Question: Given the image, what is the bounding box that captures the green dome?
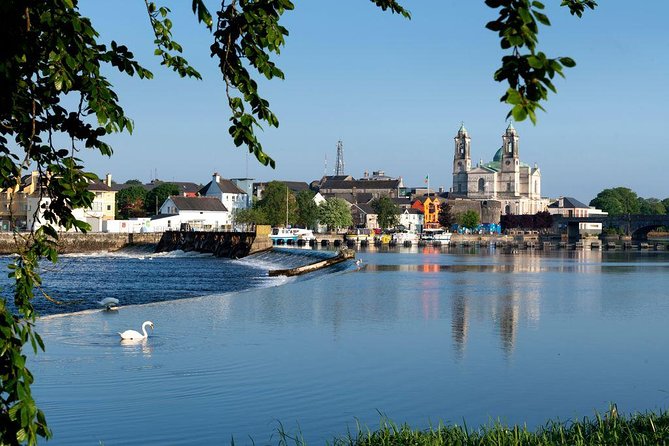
[492,147,503,162]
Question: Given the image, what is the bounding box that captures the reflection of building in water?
[448,254,544,359]
[451,295,468,360]
[496,292,520,356]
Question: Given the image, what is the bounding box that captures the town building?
[399,208,424,232]
[199,173,249,214]
[153,196,230,231]
[316,174,403,200]
[1,172,117,232]
[451,123,548,215]
[547,197,608,218]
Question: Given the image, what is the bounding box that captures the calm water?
[24,247,669,445]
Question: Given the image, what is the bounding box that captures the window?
[107,205,111,211]
[478,178,485,193]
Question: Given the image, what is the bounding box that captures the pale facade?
[451,123,548,215]
[155,196,231,231]
[200,173,248,213]
[4,172,116,232]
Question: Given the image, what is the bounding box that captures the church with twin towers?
[450,123,548,216]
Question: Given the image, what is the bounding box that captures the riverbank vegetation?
[276,407,669,446]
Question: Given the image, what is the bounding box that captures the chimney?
[213,172,221,183]
[105,173,112,187]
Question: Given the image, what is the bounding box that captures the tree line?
[590,187,669,216]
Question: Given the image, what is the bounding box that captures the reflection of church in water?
[451,123,549,215]
[449,256,542,358]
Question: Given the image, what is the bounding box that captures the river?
[19,246,669,445]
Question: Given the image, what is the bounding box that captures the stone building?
[451,123,548,215]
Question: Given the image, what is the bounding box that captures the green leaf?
[512,105,528,121]
[559,56,576,67]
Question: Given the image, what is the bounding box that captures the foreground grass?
[274,406,669,446]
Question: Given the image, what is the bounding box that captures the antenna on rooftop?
[324,153,327,177]
[335,140,345,176]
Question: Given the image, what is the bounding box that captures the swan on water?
[118,321,154,340]
[97,297,119,310]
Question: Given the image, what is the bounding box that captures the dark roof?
[200,178,246,195]
[322,192,374,205]
[548,197,590,209]
[167,196,228,212]
[113,181,201,194]
[392,197,412,208]
[403,208,423,215]
[87,181,114,192]
[353,203,376,215]
[321,179,401,191]
[323,175,353,182]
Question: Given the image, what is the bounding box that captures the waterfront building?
[547,196,608,218]
[199,173,249,214]
[1,171,117,232]
[154,196,231,231]
[422,196,441,229]
[399,208,424,232]
[351,203,378,229]
[451,123,548,215]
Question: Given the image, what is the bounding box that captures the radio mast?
[335,140,345,176]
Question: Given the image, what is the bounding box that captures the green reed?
[321,406,669,446]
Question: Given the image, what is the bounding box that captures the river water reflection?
[30,247,669,445]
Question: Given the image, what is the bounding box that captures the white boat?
[270,227,315,243]
[420,228,452,244]
[269,227,298,243]
[290,228,315,241]
[392,230,419,245]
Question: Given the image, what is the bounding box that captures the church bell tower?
[452,123,471,196]
[501,122,519,170]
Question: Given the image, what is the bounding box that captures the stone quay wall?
[0,232,163,255]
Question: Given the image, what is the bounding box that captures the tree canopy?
[255,181,298,227]
[145,183,180,215]
[458,210,481,230]
[319,198,353,231]
[295,190,319,229]
[590,187,641,216]
[371,196,400,230]
[115,185,148,219]
[438,202,455,229]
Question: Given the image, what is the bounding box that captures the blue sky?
[78,1,669,203]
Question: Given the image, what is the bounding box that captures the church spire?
[458,121,468,135]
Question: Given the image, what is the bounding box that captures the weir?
[155,225,272,258]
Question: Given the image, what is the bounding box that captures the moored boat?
[420,228,452,244]
[269,227,298,243]
[392,230,420,244]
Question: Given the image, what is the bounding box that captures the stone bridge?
[557,215,669,240]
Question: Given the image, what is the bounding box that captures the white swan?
[97,297,119,311]
[118,321,154,340]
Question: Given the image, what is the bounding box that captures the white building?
[153,196,230,231]
[547,197,608,218]
[398,208,424,232]
[451,123,548,215]
[199,173,248,213]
